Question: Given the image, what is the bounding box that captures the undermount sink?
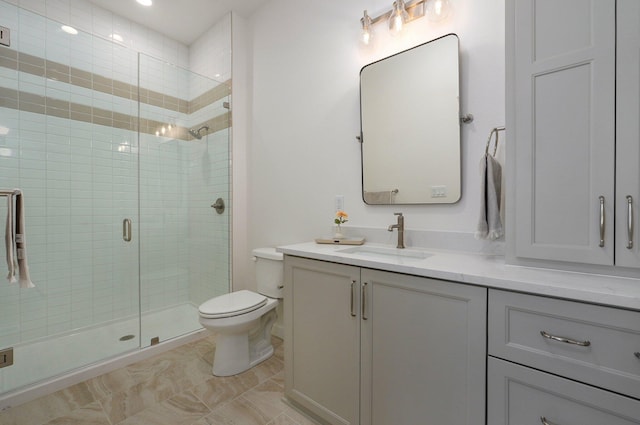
[337,245,432,260]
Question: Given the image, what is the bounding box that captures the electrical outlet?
[335,195,344,211]
[0,26,10,47]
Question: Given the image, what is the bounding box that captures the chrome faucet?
[387,212,405,249]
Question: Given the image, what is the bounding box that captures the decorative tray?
[314,236,365,245]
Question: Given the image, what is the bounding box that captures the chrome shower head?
[188,129,201,139]
[189,125,210,140]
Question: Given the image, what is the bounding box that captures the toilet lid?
[199,290,267,319]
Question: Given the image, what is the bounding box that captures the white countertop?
[277,242,640,311]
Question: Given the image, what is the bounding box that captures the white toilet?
[198,247,283,376]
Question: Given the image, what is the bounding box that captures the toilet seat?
[199,290,267,319]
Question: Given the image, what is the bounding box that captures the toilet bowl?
[198,248,283,376]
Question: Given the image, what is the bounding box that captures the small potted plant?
[334,210,349,239]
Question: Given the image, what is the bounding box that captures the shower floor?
[0,303,202,395]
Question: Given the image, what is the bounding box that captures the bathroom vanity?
[278,242,640,425]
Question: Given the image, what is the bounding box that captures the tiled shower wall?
[188,15,232,306]
[0,0,231,347]
[138,52,231,313]
[3,0,189,68]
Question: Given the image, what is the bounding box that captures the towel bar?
[0,189,21,196]
[485,127,506,157]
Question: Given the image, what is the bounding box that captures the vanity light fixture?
[360,10,374,46]
[360,0,451,44]
[389,0,410,36]
[425,0,450,22]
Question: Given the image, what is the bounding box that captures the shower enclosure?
[0,2,230,397]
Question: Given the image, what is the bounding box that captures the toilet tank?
[252,247,284,299]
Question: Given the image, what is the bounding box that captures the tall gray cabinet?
[508,0,640,268]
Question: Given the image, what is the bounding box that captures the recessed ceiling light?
[136,0,152,6]
[61,25,78,35]
[110,33,124,42]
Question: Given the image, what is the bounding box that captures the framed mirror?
[360,34,461,204]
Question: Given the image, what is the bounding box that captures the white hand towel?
[15,192,35,288]
[5,192,17,283]
[475,154,504,240]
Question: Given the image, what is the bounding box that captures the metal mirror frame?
[359,33,461,205]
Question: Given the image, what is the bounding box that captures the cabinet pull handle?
[361,282,368,320]
[540,417,559,425]
[599,196,605,247]
[123,218,132,242]
[350,280,357,317]
[627,196,634,249]
[540,331,591,347]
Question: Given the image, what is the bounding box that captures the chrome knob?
[211,198,225,214]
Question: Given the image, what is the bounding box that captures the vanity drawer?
[488,357,640,425]
[488,289,640,399]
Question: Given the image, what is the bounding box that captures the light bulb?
[388,0,409,36]
[360,10,374,46]
[361,29,372,45]
[425,0,451,22]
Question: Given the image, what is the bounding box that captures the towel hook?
[485,126,506,157]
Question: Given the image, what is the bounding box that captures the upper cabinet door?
[513,0,616,265]
[616,0,640,268]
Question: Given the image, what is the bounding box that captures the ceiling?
[88,0,270,45]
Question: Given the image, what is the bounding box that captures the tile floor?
[0,335,318,425]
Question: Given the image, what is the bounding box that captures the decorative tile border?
[0,46,231,140]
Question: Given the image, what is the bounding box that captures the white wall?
[246,0,505,273]
[230,13,251,291]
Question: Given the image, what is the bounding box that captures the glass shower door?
[0,2,141,395]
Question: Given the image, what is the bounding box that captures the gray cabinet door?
[511,0,616,264]
[360,270,487,425]
[284,256,360,425]
[488,357,640,425]
[616,0,640,268]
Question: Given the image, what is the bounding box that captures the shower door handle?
[123,218,132,242]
